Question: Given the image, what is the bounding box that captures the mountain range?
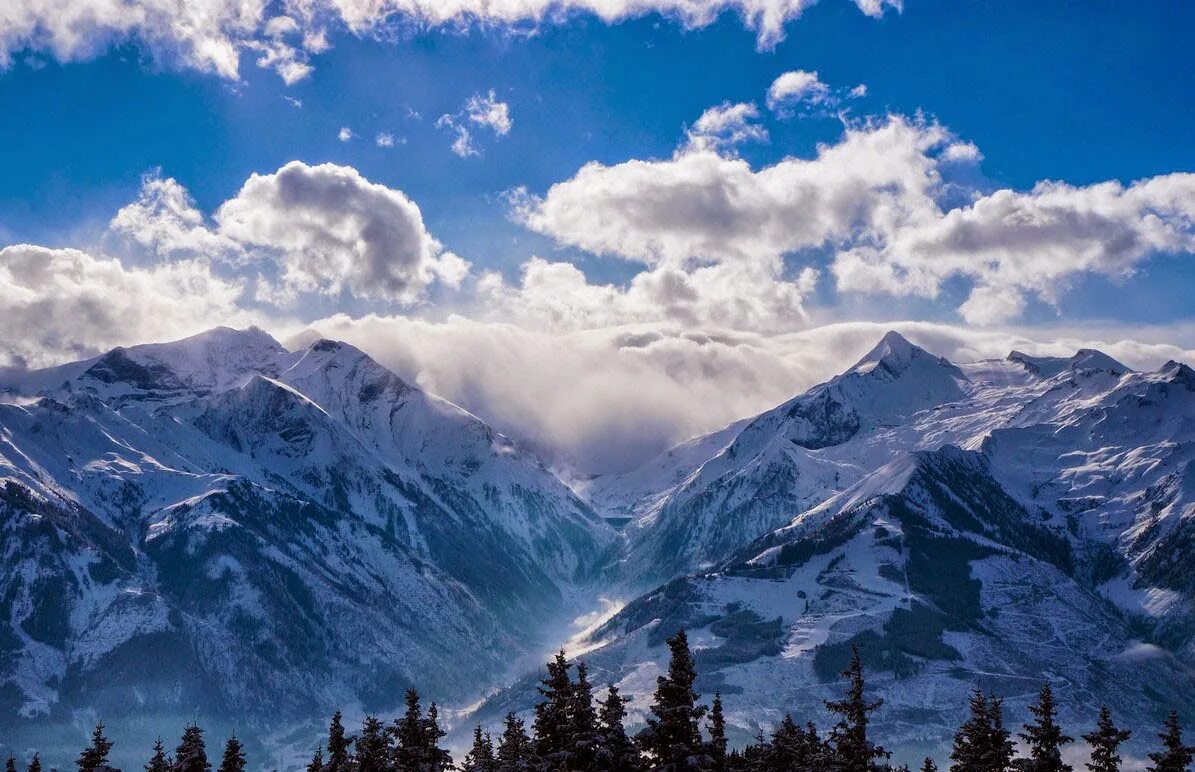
[2,327,1193,766]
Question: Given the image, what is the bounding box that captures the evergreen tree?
[1083,707,1131,772]
[327,711,353,772]
[1147,711,1194,772]
[825,647,887,772]
[637,629,709,771]
[497,713,537,772]
[983,695,1014,772]
[306,743,325,772]
[26,755,40,772]
[736,728,771,772]
[461,726,497,772]
[6,757,15,772]
[707,694,728,772]
[950,689,989,772]
[534,650,575,768]
[217,737,246,772]
[423,703,453,771]
[146,737,171,772]
[1018,684,1072,772]
[767,715,807,770]
[394,689,427,771]
[568,662,601,771]
[356,716,390,772]
[596,685,641,772]
[77,722,115,772]
[923,759,938,772]
[175,725,212,772]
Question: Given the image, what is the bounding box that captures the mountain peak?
[850,330,916,373]
[1008,348,1129,379]
[846,330,963,383]
[1070,348,1129,375]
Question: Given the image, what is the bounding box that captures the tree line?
[6,629,1194,772]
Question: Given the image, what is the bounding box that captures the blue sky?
[1,0,1194,470]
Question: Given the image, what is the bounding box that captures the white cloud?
[833,174,1195,323]
[465,89,512,135]
[514,115,951,266]
[0,0,898,82]
[436,114,477,158]
[0,244,260,369]
[517,112,1195,326]
[338,127,354,142]
[294,314,1195,473]
[848,83,868,98]
[766,69,830,110]
[438,90,512,157]
[214,161,470,304]
[108,172,243,262]
[686,101,768,152]
[375,132,397,147]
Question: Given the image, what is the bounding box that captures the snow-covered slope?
[538,332,1195,761]
[592,331,971,586]
[495,445,1195,764]
[0,328,613,750]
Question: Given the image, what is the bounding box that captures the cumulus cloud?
[686,101,768,152]
[833,174,1195,323]
[376,132,397,147]
[766,69,830,110]
[214,161,470,303]
[0,0,897,83]
[108,172,242,262]
[517,112,1195,326]
[465,90,512,135]
[515,115,951,266]
[438,90,512,157]
[0,244,260,369]
[338,127,354,142]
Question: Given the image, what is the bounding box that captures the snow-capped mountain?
[544,332,1195,761]
[0,327,613,750]
[4,326,1195,765]
[588,330,973,587]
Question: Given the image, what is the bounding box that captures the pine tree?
[568,662,601,771]
[1019,684,1072,772]
[6,757,16,772]
[1083,707,1131,772]
[146,737,171,772]
[424,703,453,771]
[461,726,497,772]
[77,722,115,772]
[923,759,938,772]
[306,743,325,772]
[950,689,989,772]
[708,694,728,772]
[983,694,1014,772]
[767,715,808,769]
[534,650,575,768]
[636,629,709,771]
[356,716,390,772]
[497,713,537,772]
[596,685,641,772]
[825,646,887,772]
[1147,711,1194,772]
[327,711,353,772]
[217,737,246,772]
[175,724,212,772]
[25,755,40,772]
[394,689,427,771]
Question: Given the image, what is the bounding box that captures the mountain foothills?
[1,327,1194,766]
